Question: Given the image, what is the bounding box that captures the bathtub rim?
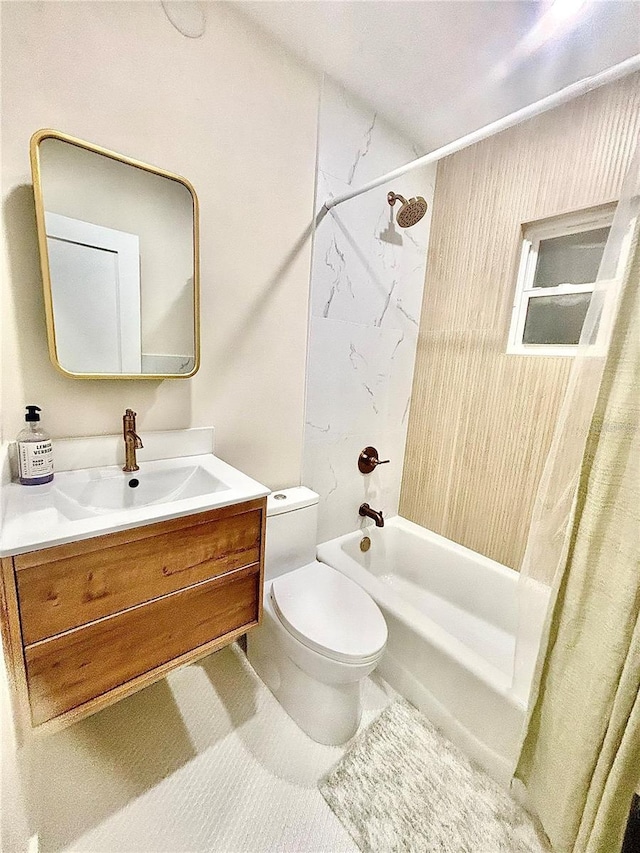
[317,515,528,711]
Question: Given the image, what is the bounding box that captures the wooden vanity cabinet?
[0,497,266,734]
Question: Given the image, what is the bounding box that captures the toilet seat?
[270,562,387,665]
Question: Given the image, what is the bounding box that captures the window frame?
[507,204,617,357]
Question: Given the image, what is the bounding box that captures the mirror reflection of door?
[31,130,199,378]
[46,213,142,374]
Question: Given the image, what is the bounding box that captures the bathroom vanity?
[0,443,268,736]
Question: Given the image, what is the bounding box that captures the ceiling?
[236,1,640,151]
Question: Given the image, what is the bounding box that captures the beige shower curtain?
[514,206,640,853]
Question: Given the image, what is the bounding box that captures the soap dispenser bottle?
[16,405,54,485]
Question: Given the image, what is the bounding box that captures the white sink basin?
[0,453,269,557]
[52,460,229,517]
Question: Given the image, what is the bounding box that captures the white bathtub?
[317,516,530,786]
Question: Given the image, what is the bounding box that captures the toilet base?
[247,604,366,746]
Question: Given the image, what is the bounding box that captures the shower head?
[387,191,427,228]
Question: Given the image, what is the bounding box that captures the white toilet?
[246,487,387,745]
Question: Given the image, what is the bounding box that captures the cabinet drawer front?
[26,565,259,725]
[17,507,262,644]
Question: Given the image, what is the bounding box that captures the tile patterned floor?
[23,644,395,852]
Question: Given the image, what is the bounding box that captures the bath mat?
[319,699,549,853]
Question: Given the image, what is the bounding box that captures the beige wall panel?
[401,74,640,570]
[1,1,319,490]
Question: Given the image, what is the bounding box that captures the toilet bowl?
[246,487,387,745]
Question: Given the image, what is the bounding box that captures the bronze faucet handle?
[123,409,137,431]
[358,446,390,474]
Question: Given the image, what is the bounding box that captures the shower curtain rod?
[323,54,640,212]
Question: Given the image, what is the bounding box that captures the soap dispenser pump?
[16,405,54,485]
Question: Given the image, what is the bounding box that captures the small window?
[508,205,616,356]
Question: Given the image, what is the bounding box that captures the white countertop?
[1,453,269,557]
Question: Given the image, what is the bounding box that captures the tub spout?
[359,503,384,527]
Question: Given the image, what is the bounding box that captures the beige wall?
[1,1,319,489]
[400,74,640,570]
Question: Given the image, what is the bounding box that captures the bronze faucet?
[358,446,390,474]
[122,409,143,472]
[359,503,384,528]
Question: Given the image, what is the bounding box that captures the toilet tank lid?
[267,487,319,516]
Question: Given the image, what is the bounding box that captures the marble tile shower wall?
[304,80,436,544]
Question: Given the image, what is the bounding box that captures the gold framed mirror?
[30,129,200,379]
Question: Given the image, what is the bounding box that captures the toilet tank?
[265,487,319,580]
